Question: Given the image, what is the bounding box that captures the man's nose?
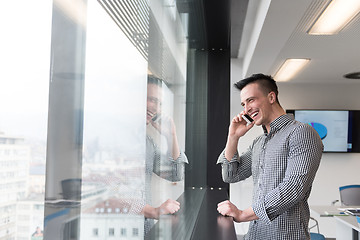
[244,104,251,114]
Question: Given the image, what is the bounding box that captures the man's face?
[146,83,162,124]
[240,83,272,127]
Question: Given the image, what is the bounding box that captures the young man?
[216,74,323,239]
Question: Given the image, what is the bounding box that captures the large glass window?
[80,0,147,238]
[44,0,189,239]
[0,0,194,238]
[0,1,52,239]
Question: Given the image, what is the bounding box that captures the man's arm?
[141,199,180,219]
[168,125,180,160]
[148,136,188,182]
[151,115,180,160]
[216,113,256,183]
[217,149,253,183]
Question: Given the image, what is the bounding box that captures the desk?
[310,205,353,217]
[334,215,360,240]
[311,205,360,239]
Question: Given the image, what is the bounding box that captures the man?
[216,73,323,239]
[142,75,188,233]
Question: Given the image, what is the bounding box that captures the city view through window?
[0,1,52,239]
[0,0,188,239]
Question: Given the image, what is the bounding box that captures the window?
[92,228,98,237]
[120,228,127,236]
[109,228,114,236]
[132,228,139,237]
[1,1,51,239]
[44,0,190,239]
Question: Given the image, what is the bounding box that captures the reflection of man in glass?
[142,75,188,233]
[31,226,43,239]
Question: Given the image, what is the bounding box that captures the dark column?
[185,0,231,191]
[207,49,230,189]
[185,49,208,188]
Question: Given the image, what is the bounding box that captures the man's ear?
[268,91,276,104]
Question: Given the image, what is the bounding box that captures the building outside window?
[121,228,127,237]
[92,228,98,237]
[1,1,51,239]
[2,0,195,239]
[109,228,114,236]
[133,228,139,237]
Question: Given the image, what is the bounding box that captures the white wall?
[230,59,360,237]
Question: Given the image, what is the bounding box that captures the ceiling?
[231,0,360,84]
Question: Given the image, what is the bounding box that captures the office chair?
[310,232,325,240]
[309,217,326,240]
[339,185,360,206]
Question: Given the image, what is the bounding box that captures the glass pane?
[44,0,88,239]
[0,1,52,239]
[80,0,147,238]
[44,0,189,239]
[146,0,188,237]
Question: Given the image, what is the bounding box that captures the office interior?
[1,0,360,239]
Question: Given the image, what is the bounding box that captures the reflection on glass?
[44,0,189,238]
[143,76,188,234]
[145,0,189,236]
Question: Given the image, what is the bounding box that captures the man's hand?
[150,115,176,138]
[228,112,255,139]
[157,199,180,215]
[142,199,180,219]
[217,200,259,223]
[150,115,181,159]
[225,112,254,161]
[217,200,241,222]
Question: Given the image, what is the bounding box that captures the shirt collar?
[262,114,292,134]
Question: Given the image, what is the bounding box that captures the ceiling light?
[274,59,310,82]
[308,0,360,35]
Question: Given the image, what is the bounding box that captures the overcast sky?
[0,0,148,146]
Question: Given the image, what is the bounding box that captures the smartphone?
[242,114,254,124]
[152,114,161,123]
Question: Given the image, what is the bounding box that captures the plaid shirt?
[217,114,323,240]
[144,136,188,234]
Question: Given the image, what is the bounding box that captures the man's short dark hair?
[148,75,163,86]
[234,73,280,105]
